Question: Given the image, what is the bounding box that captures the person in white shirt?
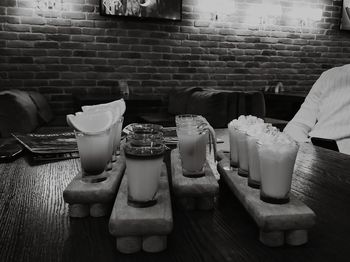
[284,64,350,154]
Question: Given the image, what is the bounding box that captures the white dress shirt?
[284,64,350,154]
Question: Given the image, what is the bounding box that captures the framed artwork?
[340,0,350,30]
[100,0,182,21]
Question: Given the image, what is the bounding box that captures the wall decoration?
[35,0,62,11]
[100,0,182,21]
[341,0,350,30]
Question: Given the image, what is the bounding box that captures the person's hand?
[283,122,310,143]
[346,7,350,20]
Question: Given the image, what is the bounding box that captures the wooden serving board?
[217,151,316,247]
[171,148,219,210]
[109,163,173,254]
[63,156,125,218]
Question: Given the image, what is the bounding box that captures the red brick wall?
[0,0,349,114]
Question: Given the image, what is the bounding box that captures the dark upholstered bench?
[0,89,69,139]
[139,87,267,128]
[263,92,306,131]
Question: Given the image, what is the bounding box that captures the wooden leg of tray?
[259,230,284,247]
[68,204,89,218]
[196,196,215,210]
[90,203,110,217]
[177,197,196,210]
[285,229,308,246]
[116,236,142,254]
[142,235,167,253]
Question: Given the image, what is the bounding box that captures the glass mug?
[124,132,165,208]
[176,114,209,177]
[112,116,124,161]
[106,120,118,170]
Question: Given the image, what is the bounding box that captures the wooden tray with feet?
[109,163,173,254]
[170,148,219,210]
[217,151,316,247]
[63,156,125,218]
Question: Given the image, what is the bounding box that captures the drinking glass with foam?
[228,119,239,168]
[257,132,299,204]
[175,115,209,176]
[246,122,269,188]
[234,115,264,177]
[178,126,208,176]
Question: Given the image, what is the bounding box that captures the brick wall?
[0,0,349,115]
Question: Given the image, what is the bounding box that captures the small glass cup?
[125,133,165,208]
[106,121,117,170]
[246,133,261,188]
[75,128,112,176]
[112,116,124,161]
[258,139,299,204]
[236,127,249,177]
[228,123,239,169]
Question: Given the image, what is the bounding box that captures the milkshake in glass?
[246,123,267,188]
[235,115,264,177]
[124,133,165,208]
[246,123,278,188]
[236,126,249,177]
[176,114,209,177]
[178,128,208,176]
[228,120,239,168]
[258,133,299,204]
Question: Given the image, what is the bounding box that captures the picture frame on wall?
[340,0,350,30]
[100,0,182,21]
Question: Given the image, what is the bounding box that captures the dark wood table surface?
[1,131,350,262]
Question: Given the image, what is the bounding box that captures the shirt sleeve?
[283,70,328,142]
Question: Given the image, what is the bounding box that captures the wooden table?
[1,129,350,262]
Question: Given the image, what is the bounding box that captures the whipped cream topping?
[258,131,296,146]
[229,115,264,132]
[246,122,267,137]
[228,119,239,129]
[266,124,279,136]
[276,132,295,144]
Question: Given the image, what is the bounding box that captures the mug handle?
[206,125,217,162]
[198,116,217,162]
[195,116,217,162]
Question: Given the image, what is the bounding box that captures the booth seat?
[0,88,284,139]
[139,87,267,128]
[0,89,68,138]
